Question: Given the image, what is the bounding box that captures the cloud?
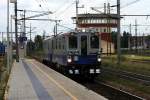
[0,0,5,6]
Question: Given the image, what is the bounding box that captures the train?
[0,43,5,56]
[42,30,102,79]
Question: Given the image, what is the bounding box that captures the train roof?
[43,30,99,41]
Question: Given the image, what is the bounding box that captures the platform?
[5,59,107,100]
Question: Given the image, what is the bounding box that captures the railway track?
[131,59,150,64]
[47,64,146,100]
[81,80,145,100]
[102,67,150,86]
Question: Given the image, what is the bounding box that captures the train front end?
[66,31,102,77]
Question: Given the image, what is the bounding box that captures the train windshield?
[90,35,99,49]
[68,36,77,49]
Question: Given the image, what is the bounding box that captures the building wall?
[101,40,115,54]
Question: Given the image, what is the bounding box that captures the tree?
[26,40,35,55]
[42,30,46,39]
[146,35,150,49]
[34,35,43,51]
[121,31,130,48]
[111,31,131,49]
[111,31,117,49]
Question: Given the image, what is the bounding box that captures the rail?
[102,67,150,86]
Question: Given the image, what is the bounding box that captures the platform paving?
[5,59,107,100]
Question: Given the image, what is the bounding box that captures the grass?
[100,54,150,99]
[0,55,10,100]
[0,72,9,100]
[123,55,150,61]
[102,55,150,76]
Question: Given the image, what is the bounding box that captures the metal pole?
[29,23,31,53]
[129,24,131,52]
[7,0,10,73]
[106,3,109,56]
[15,1,19,62]
[143,33,145,51]
[108,3,111,55]
[76,0,79,28]
[117,0,121,65]
[104,3,106,14]
[2,32,4,43]
[24,10,26,35]
[10,15,13,71]
[135,19,138,53]
[24,10,26,56]
[55,21,58,36]
[30,23,31,41]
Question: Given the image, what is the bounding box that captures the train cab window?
[90,35,99,49]
[68,36,77,49]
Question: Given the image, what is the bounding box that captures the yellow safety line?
[29,61,78,100]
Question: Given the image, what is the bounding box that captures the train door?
[81,35,87,56]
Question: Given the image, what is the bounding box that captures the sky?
[0,0,150,41]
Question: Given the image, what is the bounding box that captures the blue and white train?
[43,31,102,78]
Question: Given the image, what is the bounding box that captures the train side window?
[48,42,49,50]
[59,38,61,50]
[62,37,65,49]
[68,36,77,49]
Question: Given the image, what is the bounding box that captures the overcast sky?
[0,0,150,41]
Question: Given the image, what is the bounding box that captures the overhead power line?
[19,11,52,20]
[56,2,75,16]
[121,0,141,8]
[54,0,71,13]
[25,10,49,13]
[57,24,74,31]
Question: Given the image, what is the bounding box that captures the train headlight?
[67,57,72,63]
[97,58,101,62]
